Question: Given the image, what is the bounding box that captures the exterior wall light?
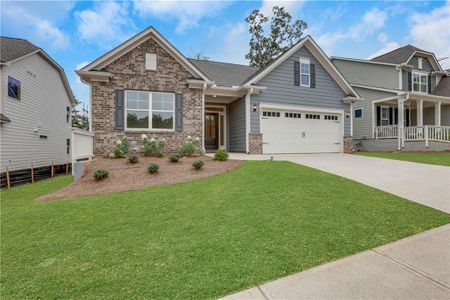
[345,111,350,118]
[252,104,258,112]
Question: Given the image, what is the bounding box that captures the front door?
[205,113,219,151]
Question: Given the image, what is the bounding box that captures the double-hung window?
[125,91,174,131]
[380,106,390,126]
[412,71,427,93]
[300,58,310,87]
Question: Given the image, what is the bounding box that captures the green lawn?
[1,161,449,299]
[356,151,450,166]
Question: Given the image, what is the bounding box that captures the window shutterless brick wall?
[91,38,203,154]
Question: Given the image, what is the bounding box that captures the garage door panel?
[261,108,342,154]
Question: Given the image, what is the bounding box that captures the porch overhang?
[186,79,266,98]
[342,96,361,104]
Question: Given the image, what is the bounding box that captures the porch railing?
[375,125,398,139]
[375,125,450,146]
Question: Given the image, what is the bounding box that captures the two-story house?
[0,37,75,181]
[332,45,450,151]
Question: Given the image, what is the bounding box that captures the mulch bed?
[39,156,242,201]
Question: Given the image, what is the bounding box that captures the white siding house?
[0,37,75,172]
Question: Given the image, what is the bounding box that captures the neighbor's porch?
[374,94,450,149]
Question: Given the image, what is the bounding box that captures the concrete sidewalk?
[221,224,450,300]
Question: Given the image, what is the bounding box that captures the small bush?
[147,163,160,173]
[142,135,165,157]
[214,149,229,161]
[113,136,130,158]
[128,155,139,164]
[168,154,180,163]
[178,136,201,157]
[102,152,110,158]
[109,153,115,159]
[192,160,205,170]
[93,169,109,181]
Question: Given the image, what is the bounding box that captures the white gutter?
[397,93,409,151]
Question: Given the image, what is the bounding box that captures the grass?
[1,161,449,299]
[356,151,450,166]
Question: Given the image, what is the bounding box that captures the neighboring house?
[77,26,360,155]
[0,37,75,173]
[332,45,450,151]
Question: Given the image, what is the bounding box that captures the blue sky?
[1,0,449,109]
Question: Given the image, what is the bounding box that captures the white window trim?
[380,106,390,126]
[412,70,428,94]
[418,57,423,69]
[354,108,363,119]
[300,57,310,87]
[124,90,175,132]
[7,75,21,101]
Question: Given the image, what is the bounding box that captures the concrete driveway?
[228,153,450,213]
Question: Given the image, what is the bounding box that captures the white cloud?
[317,7,387,52]
[1,1,71,50]
[76,1,133,49]
[408,1,450,68]
[259,0,305,18]
[132,0,230,33]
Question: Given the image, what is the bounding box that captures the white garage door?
[260,108,342,154]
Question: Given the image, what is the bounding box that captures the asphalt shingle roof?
[370,44,430,64]
[0,36,39,63]
[188,59,260,86]
[432,76,450,97]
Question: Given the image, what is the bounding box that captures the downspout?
[245,87,254,153]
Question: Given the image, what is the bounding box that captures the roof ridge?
[188,58,258,69]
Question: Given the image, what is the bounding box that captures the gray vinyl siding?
[0,53,72,172]
[251,46,350,136]
[402,56,437,92]
[352,87,397,139]
[228,97,246,152]
[333,59,399,90]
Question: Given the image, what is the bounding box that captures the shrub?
[113,136,130,158]
[102,152,110,158]
[178,136,201,157]
[141,134,165,157]
[168,153,180,163]
[147,163,160,173]
[128,155,139,164]
[214,149,229,161]
[192,160,205,170]
[93,169,109,181]
[109,153,115,159]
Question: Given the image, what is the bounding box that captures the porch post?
[349,103,353,137]
[397,97,404,150]
[416,100,423,127]
[435,102,441,126]
[245,88,253,153]
[201,83,206,153]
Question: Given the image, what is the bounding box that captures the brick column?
[249,133,263,154]
[344,136,354,153]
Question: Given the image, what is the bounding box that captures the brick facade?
[344,136,353,153]
[249,133,263,154]
[91,38,203,154]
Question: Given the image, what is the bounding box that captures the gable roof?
[188,59,259,87]
[371,44,442,71]
[0,37,39,63]
[432,76,450,97]
[243,35,359,98]
[0,36,75,104]
[79,26,210,82]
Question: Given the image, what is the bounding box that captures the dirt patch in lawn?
[39,156,241,201]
